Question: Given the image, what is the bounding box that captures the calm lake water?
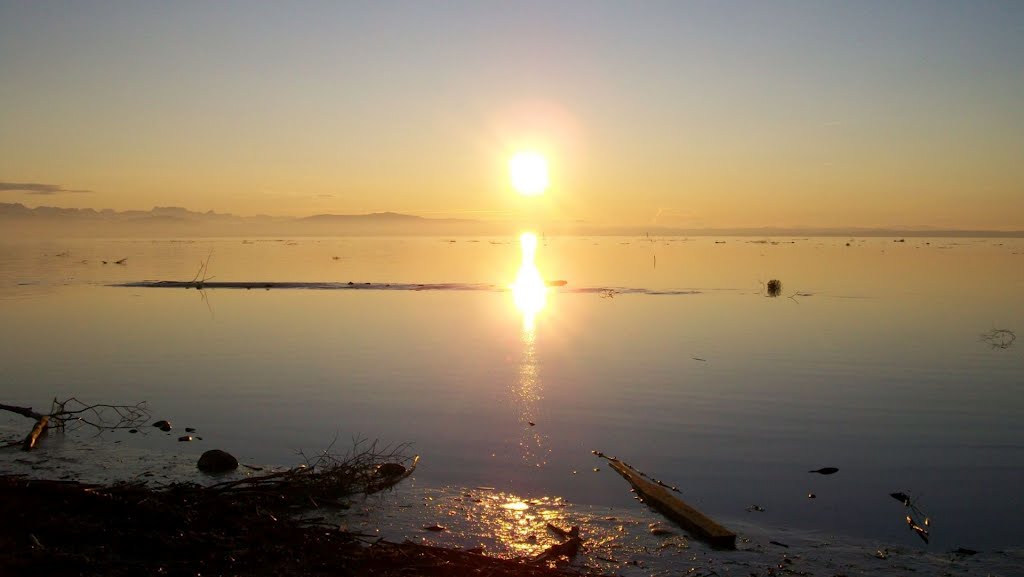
[2,235,1022,575]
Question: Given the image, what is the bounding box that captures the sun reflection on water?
[510,231,550,467]
[511,232,547,332]
[452,491,572,558]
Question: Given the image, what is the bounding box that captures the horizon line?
[2,201,1023,236]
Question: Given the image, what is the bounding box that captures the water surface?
[2,235,1022,574]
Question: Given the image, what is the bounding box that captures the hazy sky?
[2,1,1022,229]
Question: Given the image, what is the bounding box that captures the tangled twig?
[204,436,417,509]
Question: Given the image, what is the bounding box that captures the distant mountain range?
[2,202,1022,238]
[0,202,486,237]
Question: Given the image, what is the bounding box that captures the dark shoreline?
[0,474,585,577]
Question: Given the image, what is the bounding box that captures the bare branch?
[1,397,149,450]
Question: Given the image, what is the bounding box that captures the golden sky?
[2,2,1022,229]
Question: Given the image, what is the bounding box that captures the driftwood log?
[0,403,50,450]
[23,415,49,450]
[598,453,737,549]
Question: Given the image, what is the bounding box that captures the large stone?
[377,463,406,478]
[197,449,238,473]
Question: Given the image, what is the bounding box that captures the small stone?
[807,492,816,499]
[648,523,674,536]
[178,435,193,442]
[197,449,238,473]
[152,420,172,432]
[185,427,196,433]
[128,429,138,434]
[423,524,446,532]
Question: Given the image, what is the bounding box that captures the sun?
[509,152,549,196]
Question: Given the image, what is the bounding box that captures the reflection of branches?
[47,397,149,433]
[0,397,149,451]
[981,328,1016,350]
[190,250,215,289]
[187,250,217,317]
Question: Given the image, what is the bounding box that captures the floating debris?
[597,453,736,549]
[981,328,1016,350]
[892,490,932,543]
[808,467,839,475]
[907,515,929,543]
[766,279,783,297]
[746,505,766,512]
[890,492,911,506]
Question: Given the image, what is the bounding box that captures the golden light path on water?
[510,231,550,467]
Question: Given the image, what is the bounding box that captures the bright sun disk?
[509,152,549,196]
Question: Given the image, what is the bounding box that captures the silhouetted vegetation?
[0,435,589,577]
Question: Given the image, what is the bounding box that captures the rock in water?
[152,420,172,432]
[808,467,839,475]
[377,463,406,477]
[197,449,238,473]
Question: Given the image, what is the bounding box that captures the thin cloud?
[0,181,93,194]
[651,207,701,226]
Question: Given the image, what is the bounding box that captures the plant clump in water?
[766,279,783,297]
[981,328,1016,350]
